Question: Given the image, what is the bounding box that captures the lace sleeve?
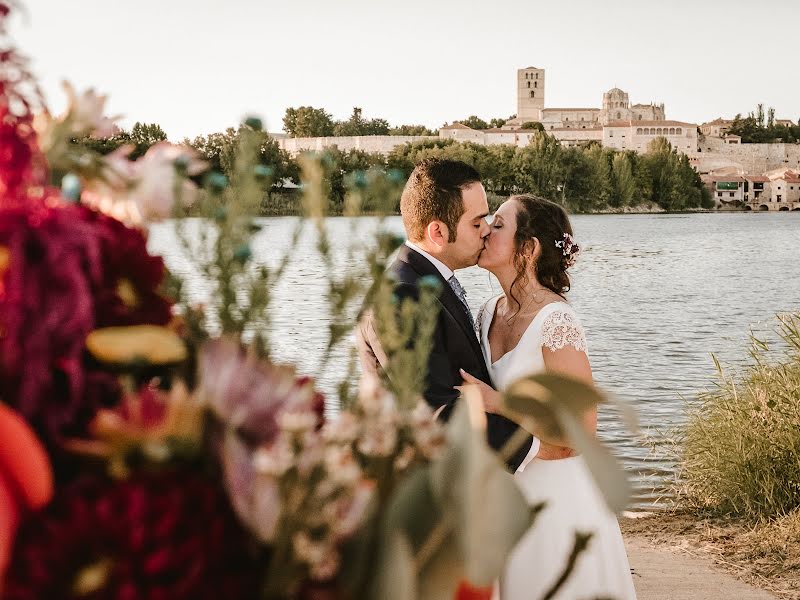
[540,307,588,353]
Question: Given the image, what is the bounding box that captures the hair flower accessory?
[555,233,580,267]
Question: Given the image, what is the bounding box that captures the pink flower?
[130,142,205,221]
[60,81,120,138]
[196,338,324,445]
[82,143,206,226]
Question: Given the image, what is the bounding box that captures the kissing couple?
[356,158,637,599]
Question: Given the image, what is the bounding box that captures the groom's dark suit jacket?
[356,245,533,471]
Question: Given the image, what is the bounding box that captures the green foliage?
[186,125,298,199]
[521,121,544,131]
[283,105,336,137]
[389,124,437,136]
[611,152,636,207]
[334,107,391,136]
[458,115,489,130]
[368,399,537,599]
[489,116,512,129]
[71,121,168,159]
[728,105,800,143]
[129,122,167,156]
[680,314,800,521]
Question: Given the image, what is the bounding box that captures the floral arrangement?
[0,3,626,599]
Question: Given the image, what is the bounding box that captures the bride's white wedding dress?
[477,296,636,600]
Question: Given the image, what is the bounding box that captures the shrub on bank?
[680,314,800,521]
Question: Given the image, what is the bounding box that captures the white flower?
[322,412,360,443]
[357,373,395,415]
[331,482,374,539]
[393,444,416,471]
[357,420,398,457]
[309,549,339,581]
[253,441,293,477]
[278,410,319,434]
[324,446,361,486]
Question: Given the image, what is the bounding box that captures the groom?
[356,158,532,470]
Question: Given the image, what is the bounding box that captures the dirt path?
[624,534,778,600]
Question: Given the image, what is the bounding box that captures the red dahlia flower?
[4,472,261,600]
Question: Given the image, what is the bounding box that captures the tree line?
[73,123,711,214]
[728,104,800,143]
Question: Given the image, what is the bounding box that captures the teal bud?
[419,274,443,294]
[244,116,263,131]
[214,207,228,222]
[387,168,405,184]
[233,243,253,264]
[206,172,229,192]
[351,170,367,189]
[61,173,81,202]
[173,155,190,177]
[254,164,274,179]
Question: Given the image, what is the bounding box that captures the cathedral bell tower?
[517,67,545,123]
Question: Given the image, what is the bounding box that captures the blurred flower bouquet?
[0,4,551,599]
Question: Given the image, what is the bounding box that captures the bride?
[459,195,636,599]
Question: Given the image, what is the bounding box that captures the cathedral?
[503,66,666,131]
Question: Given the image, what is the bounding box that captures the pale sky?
[11,0,799,140]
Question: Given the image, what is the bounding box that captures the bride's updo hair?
[509,194,576,312]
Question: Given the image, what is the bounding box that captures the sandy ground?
[624,534,778,600]
[621,511,799,600]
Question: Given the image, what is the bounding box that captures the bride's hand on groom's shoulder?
[456,369,502,414]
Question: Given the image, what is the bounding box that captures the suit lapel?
[398,246,485,364]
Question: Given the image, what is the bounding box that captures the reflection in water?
[149,212,800,508]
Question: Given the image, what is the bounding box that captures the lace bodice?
[477,297,588,393]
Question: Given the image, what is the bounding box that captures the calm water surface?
[149,213,800,508]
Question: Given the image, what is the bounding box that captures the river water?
[149,212,800,508]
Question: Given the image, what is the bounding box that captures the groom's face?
[446,182,490,269]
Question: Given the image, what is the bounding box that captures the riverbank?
[621,511,799,599]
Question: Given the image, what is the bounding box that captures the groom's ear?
[426,220,449,248]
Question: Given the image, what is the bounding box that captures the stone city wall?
[692,137,800,174]
[278,135,436,156]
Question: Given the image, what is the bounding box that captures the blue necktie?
[448,275,475,329]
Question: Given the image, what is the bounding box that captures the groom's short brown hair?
[400,158,481,243]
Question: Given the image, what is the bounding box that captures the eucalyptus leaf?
[430,389,535,586]
[557,409,631,514]
[504,373,608,439]
[370,532,417,600]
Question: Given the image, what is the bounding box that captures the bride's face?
[478,199,519,273]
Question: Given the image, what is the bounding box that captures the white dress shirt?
[404,241,454,281]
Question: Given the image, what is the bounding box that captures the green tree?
[283,106,335,137]
[333,107,390,136]
[187,125,298,195]
[129,122,168,158]
[511,131,564,200]
[521,121,545,131]
[584,145,613,210]
[459,115,490,130]
[389,124,437,136]
[611,152,636,207]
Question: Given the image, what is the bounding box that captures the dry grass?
[678,313,800,521]
[635,314,800,598]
